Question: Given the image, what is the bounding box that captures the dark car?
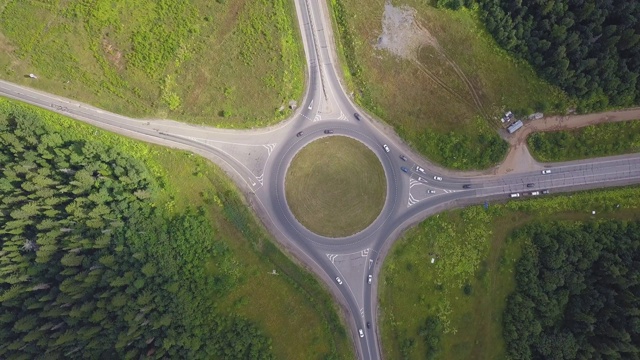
[354,113,361,121]
[401,166,409,173]
[463,184,472,189]
[526,183,535,187]
[366,322,371,329]
[399,155,407,161]
[324,130,334,134]
[296,131,304,137]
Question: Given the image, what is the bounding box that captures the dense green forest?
[477,0,640,111]
[0,109,272,358]
[503,221,640,359]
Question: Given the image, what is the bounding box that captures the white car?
[383,144,390,153]
[542,169,551,174]
[433,176,442,181]
[415,166,426,174]
[510,193,520,198]
[359,329,364,338]
[531,191,540,196]
[427,190,436,194]
[368,275,372,284]
[336,277,343,285]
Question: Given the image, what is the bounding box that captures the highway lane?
[2,0,640,358]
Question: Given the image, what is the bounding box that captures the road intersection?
[2,0,640,359]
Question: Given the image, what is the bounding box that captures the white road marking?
[263,143,276,155]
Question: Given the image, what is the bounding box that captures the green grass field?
[0,0,303,128]
[528,119,640,162]
[379,185,640,359]
[328,0,569,169]
[2,98,352,360]
[285,136,386,237]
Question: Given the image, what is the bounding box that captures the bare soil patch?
[494,107,640,175]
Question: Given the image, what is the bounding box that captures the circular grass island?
[285,136,387,238]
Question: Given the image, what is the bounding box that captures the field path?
[494,107,640,175]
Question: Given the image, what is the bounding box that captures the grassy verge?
[379,185,640,359]
[1,97,352,359]
[326,0,569,169]
[528,119,640,162]
[286,136,386,237]
[0,0,303,128]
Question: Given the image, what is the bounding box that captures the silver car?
[433,176,442,181]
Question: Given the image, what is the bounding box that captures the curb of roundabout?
[271,121,401,248]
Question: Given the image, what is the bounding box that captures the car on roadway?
[542,169,551,174]
[354,112,362,121]
[359,329,364,338]
[463,184,472,189]
[531,191,540,196]
[417,177,425,182]
[400,155,407,161]
[433,176,443,181]
[324,129,334,134]
[542,189,550,194]
[510,193,520,198]
[427,189,436,194]
[366,322,371,329]
[415,166,426,174]
[368,274,372,284]
[296,131,304,137]
[527,183,535,187]
[401,166,409,173]
[383,144,390,153]
[336,277,343,285]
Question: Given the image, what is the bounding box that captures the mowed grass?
[286,136,386,238]
[329,0,568,169]
[8,98,352,360]
[0,0,303,128]
[379,185,640,359]
[528,119,640,162]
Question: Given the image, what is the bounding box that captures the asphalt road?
[1,0,640,358]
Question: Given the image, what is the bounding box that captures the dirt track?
[493,107,640,175]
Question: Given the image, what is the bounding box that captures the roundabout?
[285,136,386,238]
